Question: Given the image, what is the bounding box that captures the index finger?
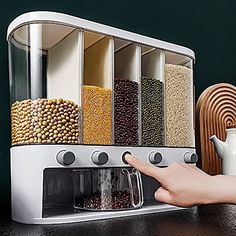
[125,154,165,182]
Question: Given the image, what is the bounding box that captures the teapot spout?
[209,135,227,159]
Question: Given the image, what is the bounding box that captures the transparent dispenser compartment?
[9,21,195,149]
[42,168,159,216]
[165,52,195,147]
[114,39,141,146]
[43,168,74,217]
[9,23,83,145]
[73,168,143,211]
[9,23,115,146]
[141,46,165,146]
[83,31,113,145]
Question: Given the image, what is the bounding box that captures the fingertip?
[124,153,133,162]
[124,155,164,181]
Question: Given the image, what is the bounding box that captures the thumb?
[154,187,173,205]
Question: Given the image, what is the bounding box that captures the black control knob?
[149,152,162,164]
[57,150,76,166]
[184,152,198,163]
[92,151,109,165]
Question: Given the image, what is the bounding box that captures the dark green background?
[0,0,236,218]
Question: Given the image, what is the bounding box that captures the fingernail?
[125,154,133,161]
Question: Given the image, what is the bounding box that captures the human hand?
[125,154,233,207]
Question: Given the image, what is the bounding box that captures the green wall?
[0,0,236,218]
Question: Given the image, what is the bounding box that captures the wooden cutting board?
[196,83,236,175]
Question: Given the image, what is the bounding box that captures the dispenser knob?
[184,152,198,163]
[122,151,132,164]
[92,151,109,165]
[149,152,162,164]
[57,150,75,166]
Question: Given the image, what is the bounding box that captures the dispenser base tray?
[14,204,190,224]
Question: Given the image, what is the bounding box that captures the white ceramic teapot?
[209,127,236,175]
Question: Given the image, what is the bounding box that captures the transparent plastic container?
[73,168,143,211]
[9,24,83,145]
[8,23,113,146]
[165,52,195,147]
[141,46,165,146]
[114,39,141,146]
[83,31,113,145]
[8,14,195,149]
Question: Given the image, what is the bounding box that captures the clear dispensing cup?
[73,168,143,211]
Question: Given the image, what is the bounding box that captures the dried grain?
[165,64,195,147]
[114,79,139,146]
[11,98,81,145]
[83,86,112,145]
[141,77,164,146]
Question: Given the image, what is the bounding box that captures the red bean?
[114,79,139,146]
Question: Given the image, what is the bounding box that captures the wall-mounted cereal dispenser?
[7,11,197,224]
